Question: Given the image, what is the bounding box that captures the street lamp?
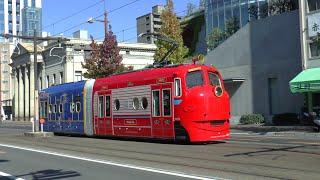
[87,12,108,37]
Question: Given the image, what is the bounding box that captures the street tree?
[269,0,298,15]
[225,17,240,38]
[154,0,188,64]
[248,4,258,20]
[82,24,131,79]
[186,2,196,16]
[206,27,224,51]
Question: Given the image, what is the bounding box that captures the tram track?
[0,135,319,179]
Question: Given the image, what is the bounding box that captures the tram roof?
[40,80,86,95]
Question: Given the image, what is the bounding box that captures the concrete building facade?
[136,5,164,44]
[205,10,303,124]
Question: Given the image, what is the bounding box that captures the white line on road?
[0,171,25,180]
[0,143,228,180]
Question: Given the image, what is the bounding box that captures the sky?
[42,0,200,42]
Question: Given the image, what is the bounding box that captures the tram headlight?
[214,86,223,97]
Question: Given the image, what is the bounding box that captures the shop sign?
[308,12,320,37]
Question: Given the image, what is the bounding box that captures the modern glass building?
[205,0,268,36]
[22,0,42,36]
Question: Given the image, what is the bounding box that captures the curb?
[231,132,320,138]
[24,132,54,137]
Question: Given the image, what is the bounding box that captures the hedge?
[240,114,265,125]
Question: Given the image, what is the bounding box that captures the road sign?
[40,118,45,124]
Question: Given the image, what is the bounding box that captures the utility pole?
[1,31,69,131]
[104,11,108,37]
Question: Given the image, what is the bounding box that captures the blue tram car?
[39,81,87,134]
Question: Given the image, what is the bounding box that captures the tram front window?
[186,70,203,88]
[208,72,222,87]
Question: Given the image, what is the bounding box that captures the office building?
[290,0,320,120]
[205,0,268,37]
[136,5,164,44]
[21,0,42,36]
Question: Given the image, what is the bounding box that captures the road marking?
[0,143,228,180]
[0,171,25,180]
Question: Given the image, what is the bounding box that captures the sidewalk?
[0,120,32,130]
[231,124,320,138]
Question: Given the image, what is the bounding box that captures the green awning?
[290,68,320,93]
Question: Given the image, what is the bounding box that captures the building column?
[18,67,25,121]
[24,66,30,120]
[29,63,35,120]
[14,68,19,121]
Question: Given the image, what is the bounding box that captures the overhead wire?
[43,0,105,30]
[53,0,142,36]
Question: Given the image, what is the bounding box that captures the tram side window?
[152,91,160,117]
[186,70,203,88]
[76,102,81,113]
[106,96,111,117]
[163,89,171,116]
[58,104,63,113]
[174,78,181,97]
[44,102,48,117]
[40,102,48,118]
[70,102,75,113]
[49,105,52,114]
[208,72,221,87]
[98,96,105,117]
[53,104,57,113]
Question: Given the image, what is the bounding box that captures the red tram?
[91,64,230,142]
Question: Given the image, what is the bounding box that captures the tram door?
[94,91,112,136]
[151,83,174,138]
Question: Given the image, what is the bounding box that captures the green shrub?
[272,113,299,125]
[240,114,265,125]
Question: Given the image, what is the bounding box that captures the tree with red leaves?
[82,14,131,79]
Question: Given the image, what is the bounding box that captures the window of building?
[60,72,63,84]
[308,0,320,12]
[39,77,42,90]
[75,71,82,82]
[46,75,49,88]
[310,42,320,58]
[53,74,56,85]
[126,50,130,54]
[186,70,204,88]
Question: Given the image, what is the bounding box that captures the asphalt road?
[0,126,319,180]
